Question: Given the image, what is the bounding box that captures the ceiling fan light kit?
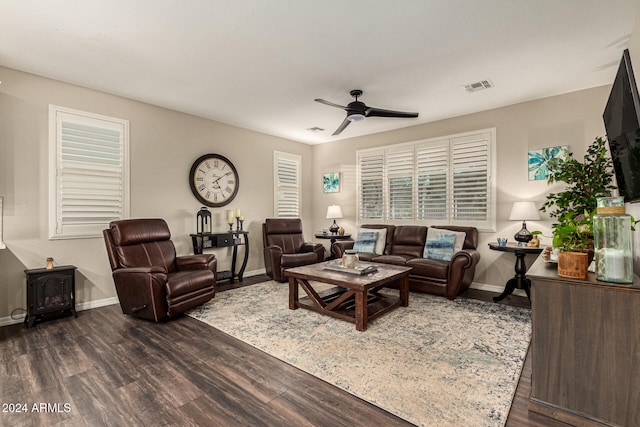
[315,89,419,135]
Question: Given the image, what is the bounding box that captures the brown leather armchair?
[263,218,325,282]
[103,218,216,321]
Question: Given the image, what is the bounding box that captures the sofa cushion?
[423,228,467,261]
[280,252,318,267]
[353,230,379,253]
[372,254,413,266]
[406,257,449,280]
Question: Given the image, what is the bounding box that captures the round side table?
[315,233,352,259]
[489,242,543,302]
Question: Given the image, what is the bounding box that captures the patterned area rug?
[187,281,531,427]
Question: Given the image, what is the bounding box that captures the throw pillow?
[423,228,467,261]
[358,227,387,255]
[353,231,379,253]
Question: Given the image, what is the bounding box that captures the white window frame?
[49,105,130,239]
[356,128,496,231]
[273,151,301,218]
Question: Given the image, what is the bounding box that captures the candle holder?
[228,221,234,232]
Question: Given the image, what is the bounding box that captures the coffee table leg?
[400,276,409,307]
[355,290,367,331]
[289,277,298,310]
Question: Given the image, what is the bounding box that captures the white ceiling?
[1,0,640,144]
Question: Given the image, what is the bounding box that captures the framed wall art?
[323,172,340,193]
[528,145,568,181]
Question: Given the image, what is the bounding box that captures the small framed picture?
[528,146,568,181]
[323,172,340,193]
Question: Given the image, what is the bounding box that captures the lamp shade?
[508,201,541,221]
[326,205,343,219]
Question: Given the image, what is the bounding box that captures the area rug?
[187,281,531,427]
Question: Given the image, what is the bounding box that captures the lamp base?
[329,220,339,235]
[514,220,532,244]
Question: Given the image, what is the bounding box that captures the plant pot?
[557,251,589,280]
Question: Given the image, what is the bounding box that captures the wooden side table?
[24,265,77,327]
[314,233,352,259]
[191,231,249,282]
[488,242,542,301]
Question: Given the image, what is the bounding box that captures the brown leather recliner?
[103,218,216,321]
[262,218,325,282]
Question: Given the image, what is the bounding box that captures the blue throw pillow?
[423,232,456,261]
[353,231,379,253]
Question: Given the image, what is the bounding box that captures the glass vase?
[593,197,633,284]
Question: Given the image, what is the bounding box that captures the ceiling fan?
[314,89,419,136]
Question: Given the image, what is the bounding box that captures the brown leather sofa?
[103,218,216,321]
[263,218,326,282]
[332,224,480,300]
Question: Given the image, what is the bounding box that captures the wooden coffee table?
[284,261,412,331]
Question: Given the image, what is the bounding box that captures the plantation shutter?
[416,140,449,222]
[50,106,129,239]
[274,151,301,217]
[386,147,414,220]
[451,133,490,224]
[358,150,384,220]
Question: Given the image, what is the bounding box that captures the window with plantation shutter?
[451,134,490,224]
[416,140,449,222]
[49,106,129,239]
[387,148,414,220]
[356,128,495,231]
[357,150,384,220]
[273,151,301,217]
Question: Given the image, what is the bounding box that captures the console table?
[191,231,249,282]
[488,242,542,301]
[527,255,640,426]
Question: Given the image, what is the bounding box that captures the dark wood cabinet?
[25,265,77,327]
[527,256,640,426]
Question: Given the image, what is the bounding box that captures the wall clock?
[189,154,239,207]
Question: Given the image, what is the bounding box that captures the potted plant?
[540,137,616,278]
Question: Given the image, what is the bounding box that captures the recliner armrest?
[300,242,326,262]
[176,254,217,273]
[446,249,481,299]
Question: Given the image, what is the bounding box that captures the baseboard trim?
[469,282,527,297]
[0,296,119,327]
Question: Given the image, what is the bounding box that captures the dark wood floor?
[0,275,568,427]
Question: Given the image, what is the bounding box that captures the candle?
[239,215,244,221]
[235,208,241,218]
[604,248,626,280]
[227,210,233,224]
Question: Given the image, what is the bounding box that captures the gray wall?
[0,66,312,321]
[310,85,640,290]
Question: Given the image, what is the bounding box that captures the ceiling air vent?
[464,80,493,93]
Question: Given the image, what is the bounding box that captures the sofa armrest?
[332,240,355,259]
[301,242,326,261]
[176,254,217,273]
[446,249,481,299]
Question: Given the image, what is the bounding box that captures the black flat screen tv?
[603,49,640,203]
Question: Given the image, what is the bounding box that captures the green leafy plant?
[540,137,615,251]
[540,136,616,221]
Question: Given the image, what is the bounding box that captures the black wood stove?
[24,265,77,327]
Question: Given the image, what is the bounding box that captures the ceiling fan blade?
[332,117,351,135]
[314,98,347,109]
[365,107,419,119]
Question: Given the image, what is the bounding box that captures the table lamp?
[326,205,343,235]
[509,201,541,244]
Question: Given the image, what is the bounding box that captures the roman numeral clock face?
[189,154,239,207]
